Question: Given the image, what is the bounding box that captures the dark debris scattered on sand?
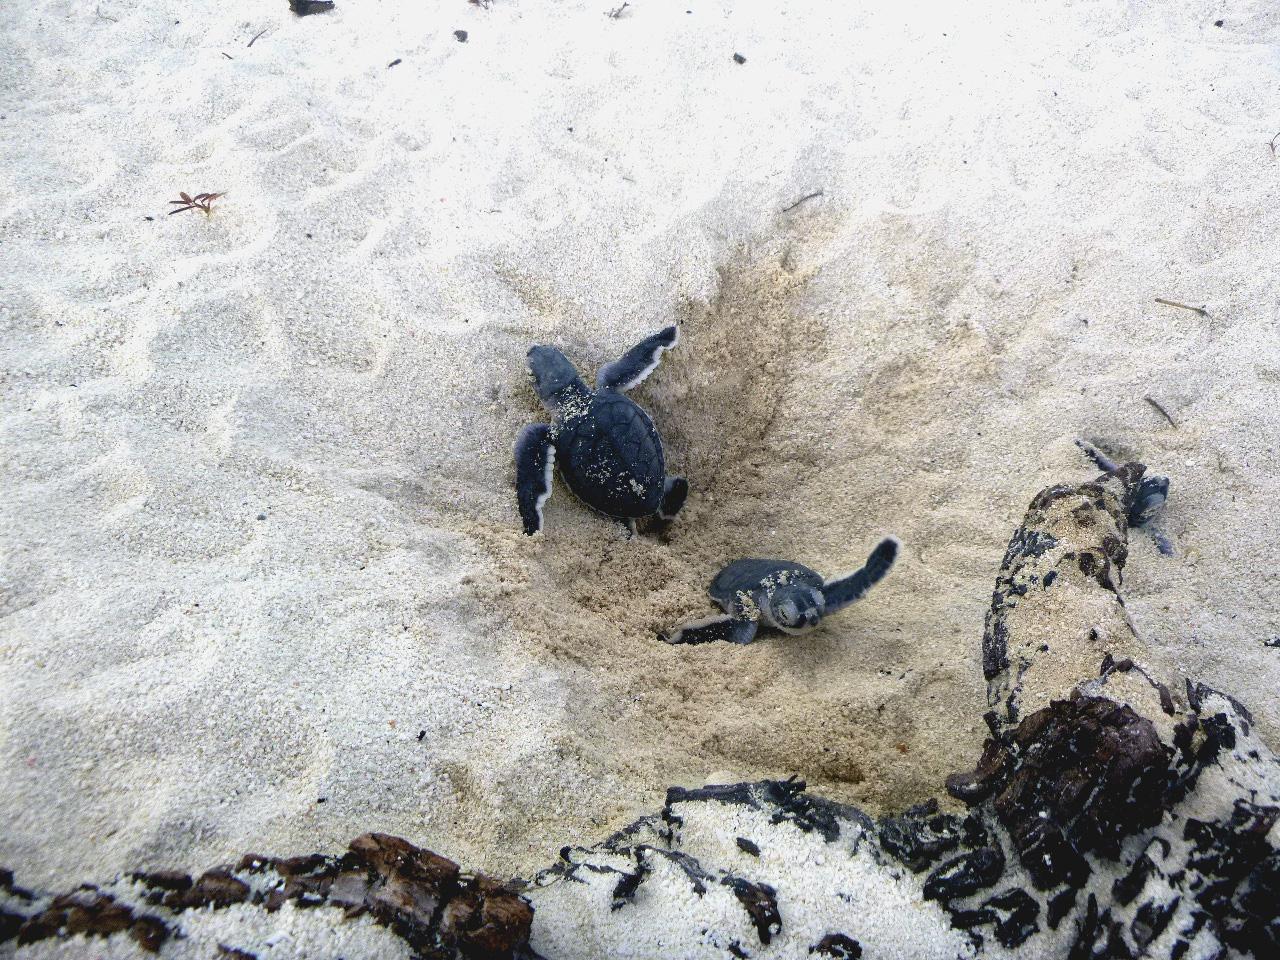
[289,0,334,17]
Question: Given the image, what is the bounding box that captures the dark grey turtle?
[515,326,687,535]
[1075,439,1173,555]
[665,537,899,645]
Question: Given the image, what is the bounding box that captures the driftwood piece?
[2,464,1277,958]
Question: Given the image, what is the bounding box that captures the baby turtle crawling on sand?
[1075,439,1173,554]
[515,326,687,535]
[665,537,899,645]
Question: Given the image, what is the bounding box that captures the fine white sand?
[3,0,1279,915]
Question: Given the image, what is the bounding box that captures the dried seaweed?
[168,192,224,216]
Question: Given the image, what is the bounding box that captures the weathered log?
[3,464,1277,958]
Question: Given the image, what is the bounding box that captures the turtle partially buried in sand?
[515,326,687,535]
[665,537,900,645]
[1075,439,1173,554]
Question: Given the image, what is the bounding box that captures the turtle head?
[768,585,826,634]
[527,345,587,407]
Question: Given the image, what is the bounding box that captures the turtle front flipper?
[657,475,688,520]
[1075,438,1120,473]
[596,325,679,393]
[515,424,556,535]
[822,536,899,615]
[663,614,758,646]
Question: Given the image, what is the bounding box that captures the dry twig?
[781,189,824,213]
[1154,297,1207,317]
[1143,395,1178,428]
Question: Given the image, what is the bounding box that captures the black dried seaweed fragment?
[982,888,1040,947]
[610,866,646,910]
[922,846,1005,902]
[1047,888,1077,929]
[945,736,1010,805]
[726,877,780,944]
[1,870,35,903]
[733,52,746,63]
[809,932,862,957]
[878,799,967,872]
[1111,851,1159,906]
[735,837,760,856]
[0,911,22,945]
[289,0,334,15]
[14,889,170,953]
[1186,679,1253,725]
[454,29,468,42]
[647,848,711,896]
[163,869,249,909]
[666,778,868,843]
[6,834,533,960]
[993,695,1173,890]
[1128,897,1179,951]
[1183,800,1280,956]
[1235,849,1280,955]
[130,869,192,893]
[1067,892,1129,960]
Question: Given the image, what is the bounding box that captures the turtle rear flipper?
[515,424,555,535]
[664,614,758,646]
[658,475,688,520]
[823,536,899,614]
[596,325,678,393]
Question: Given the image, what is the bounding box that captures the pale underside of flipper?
[596,325,679,393]
[822,536,899,614]
[663,613,758,646]
[515,424,555,535]
[658,475,688,520]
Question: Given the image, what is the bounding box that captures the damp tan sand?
[2,0,1278,925]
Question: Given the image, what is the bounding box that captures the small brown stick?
[1269,131,1280,156]
[607,2,629,17]
[1154,297,1207,317]
[781,189,824,213]
[248,29,268,47]
[222,52,233,60]
[1144,395,1178,428]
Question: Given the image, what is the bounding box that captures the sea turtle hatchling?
[665,537,900,645]
[1075,439,1173,555]
[515,326,687,535]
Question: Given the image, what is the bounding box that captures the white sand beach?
[2,0,1279,949]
